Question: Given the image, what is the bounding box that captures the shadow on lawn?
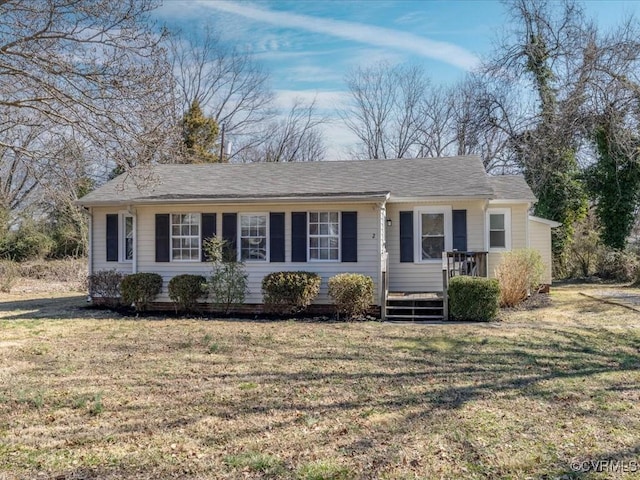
[0,294,98,320]
[109,326,640,437]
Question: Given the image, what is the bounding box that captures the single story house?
[78,156,559,319]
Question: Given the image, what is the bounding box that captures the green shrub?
[88,269,125,308]
[328,273,374,319]
[448,276,500,322]
[494,249,544,307]
[0,221,54,261]
[204,237,248,314]
[120,272,163,311]
[595,249,639,282]
[261,271,321,315]
[168,274,207,312]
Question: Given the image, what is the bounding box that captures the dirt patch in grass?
[1,286,639,479]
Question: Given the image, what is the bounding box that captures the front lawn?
[1,286,639,479]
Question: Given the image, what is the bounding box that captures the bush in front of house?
[88,269,125,308]
[328,273,374,319]
[494,248,544,307]
[262,271,321,315]
[448,276,500,322]
[168,274,207,312]
[120,272,163,312]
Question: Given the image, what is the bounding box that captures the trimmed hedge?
[168,274,207,312]
[121,272,163,312]
[262,271,321,315]
[328,273,374,319]
[448,276,500,322]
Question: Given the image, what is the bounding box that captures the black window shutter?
[222,213,237,261]
[291,212,307,262]
[270,212,285,262]
[341,211,357,262]
[201,213,217,262]
[399,211,414,263]
[155,214,170,262]
[452,209,467,252]
[106,214,119,262]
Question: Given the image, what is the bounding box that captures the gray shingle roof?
[78,156,533,205]
[489,175,536,202]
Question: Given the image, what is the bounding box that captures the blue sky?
[154,0,640,158]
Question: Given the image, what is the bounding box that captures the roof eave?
[388,194,494,203]
[76,192,391,207]
[529,215,562,228]
[488,198,536,204]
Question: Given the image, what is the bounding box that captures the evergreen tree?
[181,99,221,163]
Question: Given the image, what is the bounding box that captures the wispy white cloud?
[273,89,349,112]
[192,0,480,70]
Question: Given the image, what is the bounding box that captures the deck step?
[385,314,444,320]
[385,295,445,321]
[387,303,442,310]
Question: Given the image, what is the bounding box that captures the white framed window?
[414,207,452,262]
[309,211,340,261]
[121,214,134,262]
[239,213,268,261]
[171,213,200,261]
[487,208,511,250]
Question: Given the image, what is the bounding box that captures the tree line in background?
[2,0,640,279]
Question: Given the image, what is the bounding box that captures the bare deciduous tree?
[0,0,176,169]
[237,98,326,163]
[0,120,45,218]
[342,62,429,159]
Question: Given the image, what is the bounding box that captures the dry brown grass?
[1,286,640,479]
[0,258,88,295]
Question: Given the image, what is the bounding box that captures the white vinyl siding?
[529,218,554,284]
[133,202,382,304]
[387,200,485,292]
[91,208,134,275]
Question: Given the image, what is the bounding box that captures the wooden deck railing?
[445,251,488,279]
